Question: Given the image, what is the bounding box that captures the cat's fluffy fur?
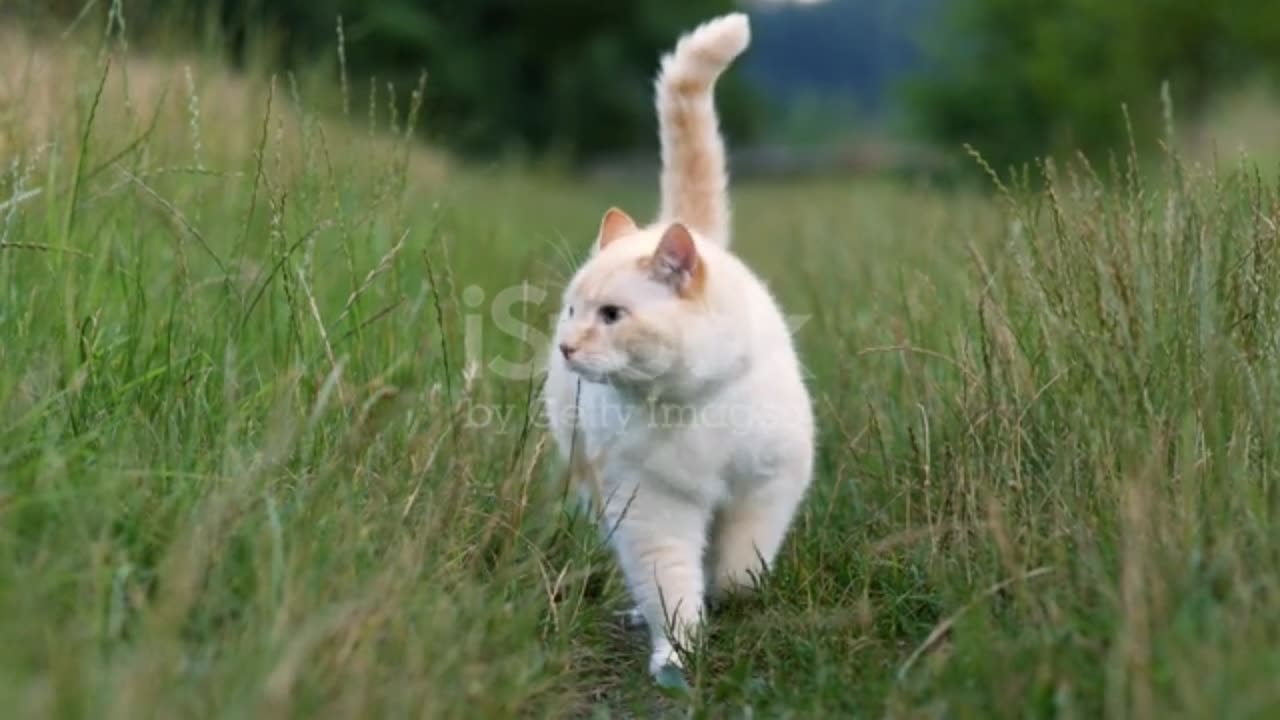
[544,13,814,678]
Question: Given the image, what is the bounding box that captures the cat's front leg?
[603,482,710,676]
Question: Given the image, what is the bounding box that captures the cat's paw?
[652,662,691,696]
[648,641,682,675]
[649,643,690,694]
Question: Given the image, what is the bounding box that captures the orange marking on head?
[614,314,669,355]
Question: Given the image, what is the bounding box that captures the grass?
[4,22,1280,720]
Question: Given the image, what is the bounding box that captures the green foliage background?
[30,0,761,161]
[908,0,1280,169]
[26,0,1280,169]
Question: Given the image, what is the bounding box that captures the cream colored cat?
[544,12,814,680]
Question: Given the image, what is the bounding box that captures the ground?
[2,30,1280,720]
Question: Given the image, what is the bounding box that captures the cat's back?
[701,241,802,360]
[699,241,814,449]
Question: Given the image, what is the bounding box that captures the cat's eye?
[567,306,574,318]
[598,304,624,325]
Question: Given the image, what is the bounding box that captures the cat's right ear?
[650,222,704,298]
[596,207,638,251]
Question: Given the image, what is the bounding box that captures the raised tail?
[655,13,750,248]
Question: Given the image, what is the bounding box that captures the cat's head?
[553,208,709,386]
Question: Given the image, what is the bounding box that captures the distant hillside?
[586,1,952,178]
[743,0,940,120]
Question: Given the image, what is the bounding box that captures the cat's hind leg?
[709,463,809,597]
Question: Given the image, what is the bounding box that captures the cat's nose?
[559,343,577,359]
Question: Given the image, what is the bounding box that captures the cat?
[543,12,814,680]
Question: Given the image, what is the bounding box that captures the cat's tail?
[655,12,750,248]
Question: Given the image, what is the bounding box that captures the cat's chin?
[564,365,612,385]
[568,363,659,388]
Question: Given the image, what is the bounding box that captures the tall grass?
[1,18,1279,720]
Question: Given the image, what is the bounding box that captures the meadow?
[2,26,1280,719]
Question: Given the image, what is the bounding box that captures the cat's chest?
[606,424,729,503]
[580,397,709,454]
[579,391,730,480]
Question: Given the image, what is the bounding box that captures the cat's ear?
[650,222,704,296]
[596,207,638,250]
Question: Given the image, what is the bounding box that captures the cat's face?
[554,209,706,385]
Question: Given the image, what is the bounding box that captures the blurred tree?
[337,0,760,160]
[38,0,759,162]
[907,0,1280,170]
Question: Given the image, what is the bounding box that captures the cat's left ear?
[650,222,704,297]
[596,207,638,251]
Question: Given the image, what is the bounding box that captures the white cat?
[543,12,814,679]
